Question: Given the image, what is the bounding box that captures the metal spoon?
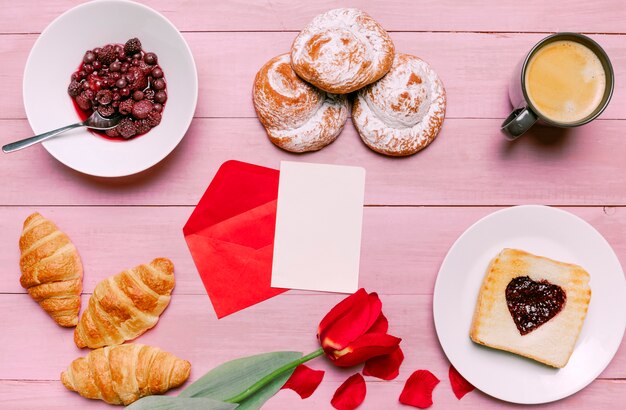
[2,111,122,153]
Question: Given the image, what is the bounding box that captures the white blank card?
[271,161,366,293]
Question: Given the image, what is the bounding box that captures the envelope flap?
[183,160,279,235]
[195,200,277,249]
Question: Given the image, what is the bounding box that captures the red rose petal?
[363,346,404,380]
[281,364,325,399]
[331,373,367,410]
[367,311,389,334]
[449,365,474,400]
[399,370,440,408]
[331,333,401,367]
[319,289,382,352]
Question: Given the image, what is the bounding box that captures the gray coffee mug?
[501,33,614,140]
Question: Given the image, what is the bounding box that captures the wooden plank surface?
[1,206,625,296]
[2,379,625,410]
[1,0,625,409]
[2,118,626,206]
[0,293,623,382]
[1,0,626,34]
[2,32,625,120]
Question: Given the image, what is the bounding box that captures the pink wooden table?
[1,1,625,408]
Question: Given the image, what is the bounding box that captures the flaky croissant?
[74,258,175,349]
[61,343,191,405]
[19,212,83,327]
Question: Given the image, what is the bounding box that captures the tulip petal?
[332,333,401,367]
[331,373,366,410]
[449,365,474,400]
[319,289,382,352]
[318,289,367,336]
[399,370,440,408]
[281,364,325,399]
[367,311,389,334]
[363,346,404,380]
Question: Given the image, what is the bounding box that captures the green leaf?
[179,351,303,410]
[125,396,238,410]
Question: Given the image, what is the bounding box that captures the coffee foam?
[525,40,606,124]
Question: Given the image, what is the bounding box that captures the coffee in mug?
[502,33,614,140]
[525,40,605,124]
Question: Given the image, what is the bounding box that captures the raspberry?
[131,100,153,119]
[124,38,142,56]
[75,94,91,111]
[97,104,115,117]
[105,128,120,138]
[97,45,117,65]
[134,119,151,135]
[116,118,137,139]
[95,89,112,105]
[147,110,162,127]
[68,80,82,97]
[127,66,148,91]
[118,99,134,115]
[144,89,155,101]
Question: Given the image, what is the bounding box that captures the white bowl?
[23,0,198,177]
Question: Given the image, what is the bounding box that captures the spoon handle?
[2,122,85,153]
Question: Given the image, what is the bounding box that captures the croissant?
[19,212,83,327]
[74,258,175,349]
[61,343,191,405]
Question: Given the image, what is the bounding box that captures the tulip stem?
[224,348,325,404]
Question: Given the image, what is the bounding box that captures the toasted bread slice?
[470,248,591,368]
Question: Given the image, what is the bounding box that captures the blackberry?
[134,119,151,135]
[106,127,121,138]
[124,38,142,56]
[97,45,117,65]
[147,110,162,127]
[75,94,91,111]
[68,80,82,97]
[117,118,137,139]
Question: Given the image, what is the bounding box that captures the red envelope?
[183,160,287,318]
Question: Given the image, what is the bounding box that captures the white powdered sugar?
[291,8,394,94]
[253,54,349,153]
[353,53,446,156]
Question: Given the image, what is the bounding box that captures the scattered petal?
[331,333,401,367]
[331,373,367,410]
[363,346,404,380]
[318,289,382,352]
[449,365,474,400]
[399,370,440,408]
[281,364,325,399]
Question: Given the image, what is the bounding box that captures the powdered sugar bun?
[353,53,446,156]
[291,8,394,94]
[253,53,349,153]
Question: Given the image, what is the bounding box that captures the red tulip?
[318,289,402,368]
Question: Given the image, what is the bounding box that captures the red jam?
[67,38,166,140]
[505,276,566,335]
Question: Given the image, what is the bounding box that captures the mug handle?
[501,107,538,140]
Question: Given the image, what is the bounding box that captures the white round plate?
[23,0,197,177]
[433,205,626,404]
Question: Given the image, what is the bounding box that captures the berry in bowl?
[23,0,198,177]
[68,38,167,140]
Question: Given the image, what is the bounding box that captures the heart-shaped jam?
[505,276,567,335]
